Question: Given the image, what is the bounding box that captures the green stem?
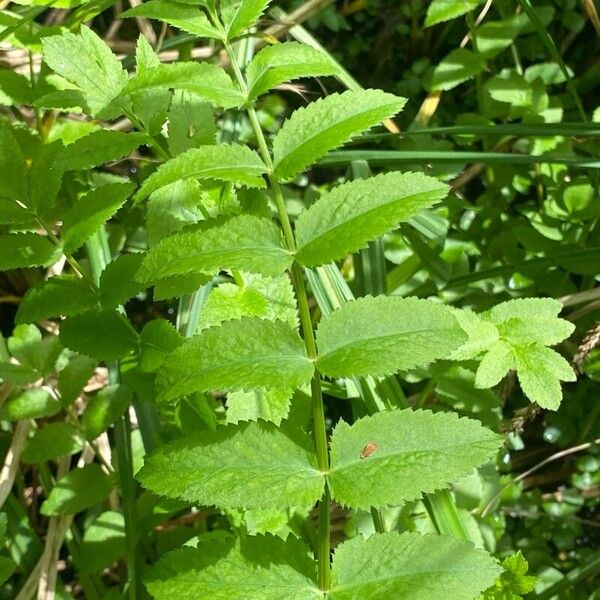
[223,37,331,591]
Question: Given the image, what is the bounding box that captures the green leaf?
[0,388,60,420]
[474,341,514,389]
[429,48,486,91]
[425,0,483,27]
[41,26,128,116]
[0,122,28,201]
[448,308,499,361]
[153,273,212,300]
[147,179,205,245]
[198,272,298,331]
[145,534,320,600]
[168,91,217,156]
[295,171,448,267]
[157,317,313,402]
[245,41,338,100]
[99,254,146,308]
[82,384,132,440]
[121,1,221,39]
[497,316,575,347]
[123,63,244,109]
[272,89,406,181]
[79,512,126,576]
[221,0,272,39]
[57,355,97,406]
[327,409,501,509]
[139,319,184,372]
[0,362,40,385]
[487,297,563,322]
[28,139,65,213]
[56,130,147,172]
[135,145,266,202]
[60,310,139,361]
[330,531,502,599]
[41,464,114,516]
[0,233,60,270]
[316,296,467,378]
[62,182,135,254]
[22,422,86,464]
[16,276,99,323]
[513,345,576,410]
[482,551,537,599]
[138,422,323,509]
[226,388,293,426]
[138,215,292,282]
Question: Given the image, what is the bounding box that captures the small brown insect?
[360,441,378,459]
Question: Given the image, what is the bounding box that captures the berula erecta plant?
[0,0,578,597]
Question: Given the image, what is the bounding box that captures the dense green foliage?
[0,0,599,598]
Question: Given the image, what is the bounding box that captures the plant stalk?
[223,37,331,591]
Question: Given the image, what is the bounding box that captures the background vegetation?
[0,0,599,598]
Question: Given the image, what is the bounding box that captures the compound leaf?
[42,26,128,116]
[295,172,448,267]
[138,215,292,282]
[60,310,139,361]
[16,276,99,323]
[62,182,135,254]
[226,388,293,426]
[272,89,406,181]
[121,1,221,39]
[246,42,338,100]
[157,317,313,402]
[328,409,501,509]
[123,62,244,109]
[138,422,324,510]
[135,145,266,202]
[316,296,467,378]
[329,531,502,600]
